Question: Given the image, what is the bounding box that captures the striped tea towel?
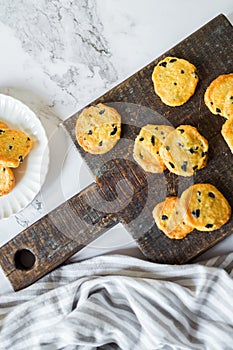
[0,253,233,350]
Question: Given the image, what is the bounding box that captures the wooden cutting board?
[0,14,232,291]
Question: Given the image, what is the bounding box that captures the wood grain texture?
[0,15,232,291]
[64,14,233,263]
[0,183,118,290]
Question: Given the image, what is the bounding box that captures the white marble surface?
[0,0,233,288]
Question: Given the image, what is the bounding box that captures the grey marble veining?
[0,0,118,109]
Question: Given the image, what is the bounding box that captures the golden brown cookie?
[159,125,208,176]
[0,121,8,129]
[75,103,121,154]
[204,74,233,118]
[133,124,174,173]
[180,183,231,231]
[221,118,233,153]
[0,165,15,196]
[0,129,33,168]
[152,56,198,107]
[223,89,233,119]
[152,196,193,239]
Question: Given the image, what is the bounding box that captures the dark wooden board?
[64,14,233,263]
[0,14,232,291]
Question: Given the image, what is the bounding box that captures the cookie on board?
[133,124,174,173]
[0,129,33,168]
[221,118,233,153]
[75,103,121,154]
[152,56,198,107]
[0,165,15,196]
[180,183,231,231]
[223,89,233,119]
[159,125,208,176]
[152,196,193,239]
[204,73,233,118]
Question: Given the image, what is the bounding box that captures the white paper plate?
[0,94,49,219]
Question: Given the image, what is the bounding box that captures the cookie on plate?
[75,103,121,154]
[221,118,233,153]
[204,73,233,118]
[159,125,208,176]
[152,196,193,239]
[0,129,33,168]
[223,89,233,119]
[0,165,15,196]
[0,121,8,129]
[133,124,174,173]
[180,183,231,231]
[152,56,198,107]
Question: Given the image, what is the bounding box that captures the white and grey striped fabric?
[0,253,233,350]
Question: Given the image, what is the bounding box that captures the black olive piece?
[18,155,24,163]
[27,137,31,141]
[160,131,164,135]
[159,62,167,67]
[166,146,170,151]
[3,168,5,172]
[197,191,201,196]
[0,129,5,134]
[110,126,118,136]
[151,136,155,146]
[12,138,15,140]
[156,151,159,154]
[195,146,199,150]
[205,224,213,228]
[208,192,215,198]
[191,209,200,218]
[99,141,103,147]
[180,70,185,74]
[189,148,195,154]
[9,145,13,150]
[178,129,184,133]
[230,96,233,100]
[139,137,144,142]
[169,162,175,169]
[169,58,177,63]
[216,108,221,114]
[193,165,198,171]
[202,151,208,157]
[99,109,105,115]
[161,215,168,220]
[174,82,177,86]
[210,102,214,105]
[198,199,201,203]
[178,142,184,148]
[87,130,92,135]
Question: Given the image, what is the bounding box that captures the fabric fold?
[0,253,233,350]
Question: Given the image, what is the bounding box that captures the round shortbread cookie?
[152,56,198,107]
[223,89,233,119]
[204,73,233,118]
[0,129,33,168]
[133,124,174,173]
[221,118,233,153]
[180,183,231,232]
[152,196,193,239]
[75,103,121,154]
[0,165,15,196]
[159,125,208,176]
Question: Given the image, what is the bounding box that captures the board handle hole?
[14,249,36,270]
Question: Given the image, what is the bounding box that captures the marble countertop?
[0,0,233,270]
